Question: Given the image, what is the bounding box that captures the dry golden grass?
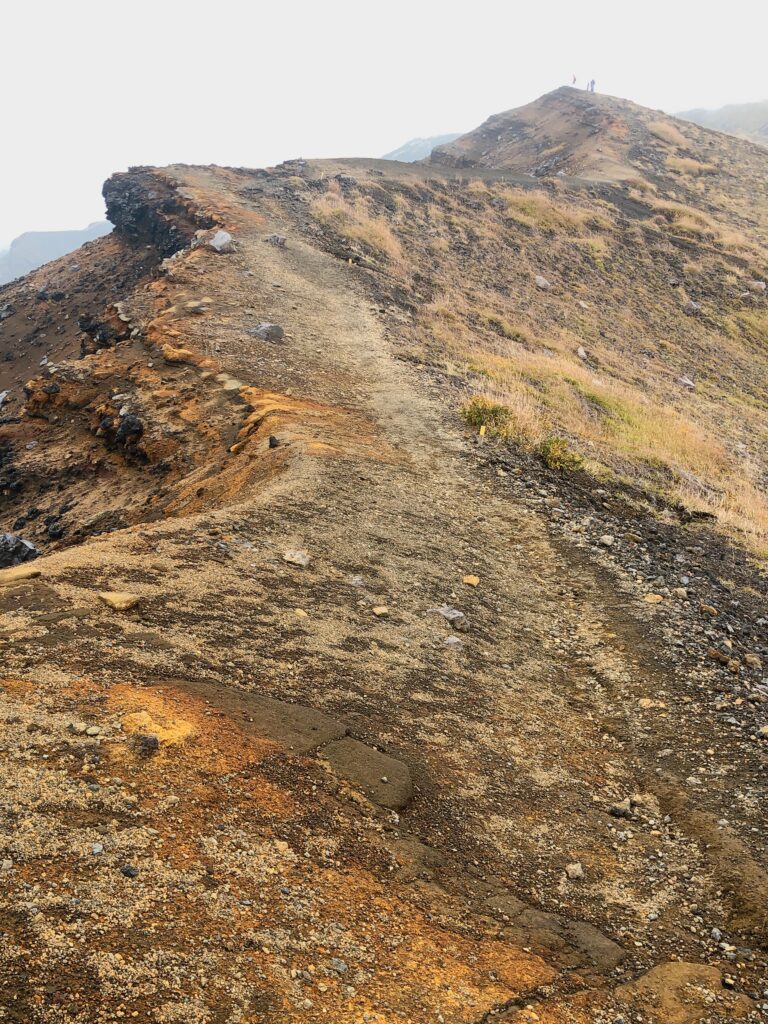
[462,342,768,550]
[651,200,714,228]
[463,380,549,449]
[649,199,719,240]
[647,120,688,148]
[708,478,768,550]
[732,308,768,342]
[625,176,657,194]
[311,188,402,262]
[717,227,754,253]
[643,197,754,253]
[498,190,591,234]
[477,310,531,342]
[666,156,717,176]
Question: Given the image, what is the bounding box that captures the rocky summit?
[0,88,766,1023]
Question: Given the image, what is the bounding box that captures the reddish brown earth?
[0,96,766,1024]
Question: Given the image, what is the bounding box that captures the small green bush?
[461,396,513,437]
[540,435,583,471]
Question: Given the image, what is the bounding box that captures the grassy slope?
[304,93,768,552]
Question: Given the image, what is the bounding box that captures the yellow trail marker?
[479,425,486,436]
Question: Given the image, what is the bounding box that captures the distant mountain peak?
[383,133,462,162]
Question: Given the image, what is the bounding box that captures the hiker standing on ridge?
[572,73,577,86]
[589,79,596,93]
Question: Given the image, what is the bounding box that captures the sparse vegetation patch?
[311,186,402,261]
[540,435,584,471]
[666,156,717,176]
[647,120,688,147]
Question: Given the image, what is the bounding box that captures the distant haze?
[383,135,463,162]
[2,0,767,250]
[0,222,112,286]
[677,100,768,144]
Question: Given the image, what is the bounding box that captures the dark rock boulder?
[249,322,284,342]
[103,169,215,260]
[0,533,40,569]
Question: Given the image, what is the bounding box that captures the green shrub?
[461,396,514,436]
[540,435,583,471]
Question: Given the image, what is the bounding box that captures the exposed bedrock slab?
[166,679,347,754]
[321,736,413,809]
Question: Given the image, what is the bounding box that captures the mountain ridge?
[430,86,768,187]
[0,90,765,1022]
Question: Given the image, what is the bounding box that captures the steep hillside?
[383,133,462,162]
[679,100,768,146]
[0,94,766,1024]
[392,88,768,551]
[0,221,112,285]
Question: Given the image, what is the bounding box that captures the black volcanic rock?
[103,169,215,258]
[0,533,39,568]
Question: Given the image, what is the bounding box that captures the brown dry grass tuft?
[647,120,688,147]
[499,191,592,234]
[667,156,717,176]
[312,187,402,262]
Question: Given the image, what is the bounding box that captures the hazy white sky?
[1,0,766,249]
